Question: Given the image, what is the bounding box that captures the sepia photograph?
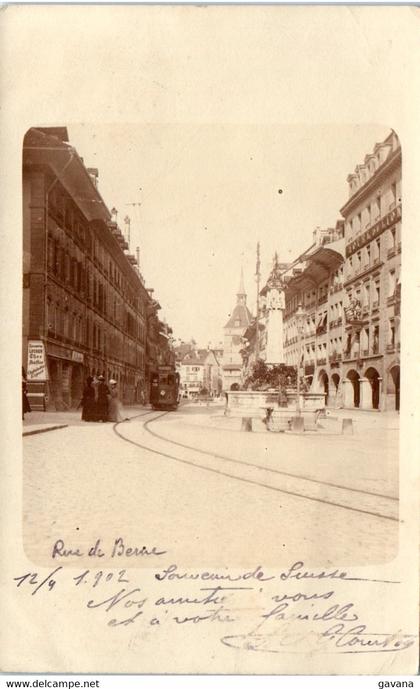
[1,3,418,679]
[22,122,401,570]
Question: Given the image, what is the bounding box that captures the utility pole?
[255,241,261,361]
[126,199,142,264]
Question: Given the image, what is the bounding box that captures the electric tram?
[150,366,180,411]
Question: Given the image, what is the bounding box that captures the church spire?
[237,267,246,304]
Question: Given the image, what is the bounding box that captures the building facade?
[340,130,401,411]
[179,352,206,399]
[282,223,345,407]
[222,270,253,391]
[23,126,172,410]
[202,348,223,396]
[240,130,401,412]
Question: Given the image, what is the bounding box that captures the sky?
[68,122,389,347]
[7,5,409,346]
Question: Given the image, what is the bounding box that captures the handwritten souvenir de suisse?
[1,3,418,679]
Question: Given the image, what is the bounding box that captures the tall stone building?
[240,129,402,412]
[340,130,401,410]
[282,223,345,407]
[22,126,173,410]
[222,270,252,391]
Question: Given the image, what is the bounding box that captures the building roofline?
[340,147,401,217]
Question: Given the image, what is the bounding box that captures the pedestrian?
[91,375,100,421]
[80,375,96,422]
[22,367,31,420]
[96,375,110,422]
[108,379,125,422]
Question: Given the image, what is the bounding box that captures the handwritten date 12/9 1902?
[12,561,416,655]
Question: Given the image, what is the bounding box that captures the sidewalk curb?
[23,424,68,437]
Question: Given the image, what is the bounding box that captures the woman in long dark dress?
[81,376,96,421]
[96,375,110,422]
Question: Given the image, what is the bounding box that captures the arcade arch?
[317,369,329,406]
[365,366,381,410]
[389,365,400,411]
[346,369,360,408]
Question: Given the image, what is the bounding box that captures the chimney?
[124,216,131,248]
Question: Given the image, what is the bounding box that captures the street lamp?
[295,302,305,416]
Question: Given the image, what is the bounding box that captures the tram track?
[113,410,399,523]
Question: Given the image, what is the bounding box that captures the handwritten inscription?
[51,537,167,560]
[155,563,273,582]
[12,558,416,656]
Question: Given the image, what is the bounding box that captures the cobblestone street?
[23,403,399,570]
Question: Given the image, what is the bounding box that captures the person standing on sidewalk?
[108,379,125,422]
[80,375,96,422]
[96,375,110,422]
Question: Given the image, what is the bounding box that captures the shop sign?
[346,205,402,257]
[27,340,48,381]
[344,299,362,323]
[71,351,84,363]
[47,343,71,360]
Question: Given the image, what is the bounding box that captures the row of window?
[344,321,398,356]
[346,179,401,236]
[48,240,147,341]
[286,319,398,364]
[285,272,344,318]
[347,134,399,198]
[347,226,400,275]
[288,272,398,337]
[49,185,141,312]
[285,247,399,328]
[46,299,146,367]
[347,267,399,309]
